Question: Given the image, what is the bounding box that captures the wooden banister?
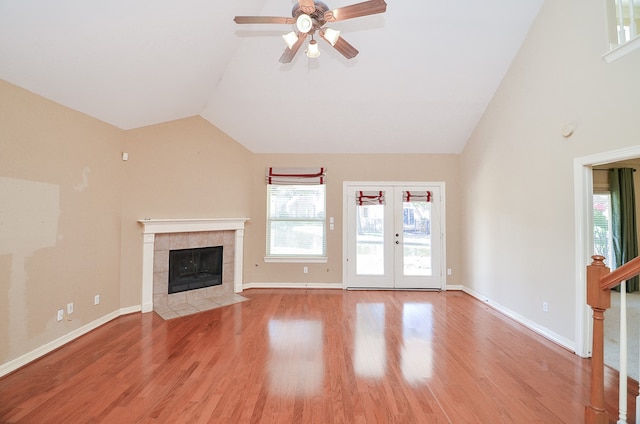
[586,254,640,423]
[585,255,611,424]
[600,255,640,290]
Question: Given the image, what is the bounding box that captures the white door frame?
[574,145,640,358]
[342,181,446,290]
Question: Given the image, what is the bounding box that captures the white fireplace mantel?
[138,218,249,313]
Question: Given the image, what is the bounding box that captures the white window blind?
[594,192,614,266]
[266,168,326,259]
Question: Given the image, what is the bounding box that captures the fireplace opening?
[168,246,223,294]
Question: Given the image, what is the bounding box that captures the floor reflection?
[267,319,324,397]
[353,303,386,378]
[401,303,433,384]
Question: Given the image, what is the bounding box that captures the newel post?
[585,255,611,424]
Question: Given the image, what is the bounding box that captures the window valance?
[266,167,326,185]
[357,191,385,205]
[403,191,431,202]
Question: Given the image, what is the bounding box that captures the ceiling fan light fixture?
[282,31,299,49]
[306,39,320,58]
[234,0,388,62]
[296,14,313,33]
[323,28,340,46]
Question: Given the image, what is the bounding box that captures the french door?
[344,183,444,289]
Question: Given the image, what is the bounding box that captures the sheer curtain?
[610,168,639,292]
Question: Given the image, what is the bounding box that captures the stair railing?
[586,254,640,423]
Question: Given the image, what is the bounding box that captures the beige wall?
[245,154,461,285]
[460,0,640,344]
[119,117,254,308]
[0,80,124,365]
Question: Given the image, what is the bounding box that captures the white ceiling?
[0,0,543,154]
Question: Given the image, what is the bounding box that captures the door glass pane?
[402,200,431,276]
[356,202,385,275]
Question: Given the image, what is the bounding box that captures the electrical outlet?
[67,302,74,314]
[303,266,309,274]
[57,309,64,322]
[447,268,452,276]
[94,294,100,305]
[543,302,549,313]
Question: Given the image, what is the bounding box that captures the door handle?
[396,240,399,244]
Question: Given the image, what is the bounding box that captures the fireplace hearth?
[168,246,222,294]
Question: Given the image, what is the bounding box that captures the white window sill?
[603,35,640,63]
[264,256,328,264]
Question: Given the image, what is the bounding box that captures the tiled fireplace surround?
[139,219,248,314]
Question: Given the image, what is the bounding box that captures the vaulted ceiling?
[0,0,543,153]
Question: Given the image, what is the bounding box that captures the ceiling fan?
[234,0,387,63]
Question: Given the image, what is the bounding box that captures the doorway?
[575,146,640,358]
[343,182,445,290]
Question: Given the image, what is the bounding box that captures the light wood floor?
[0,289,635,423]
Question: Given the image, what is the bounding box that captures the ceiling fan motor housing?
[291,1,329,32]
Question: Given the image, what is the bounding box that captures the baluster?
[618,0,627,44]
[629,0,637,39]
[637,315,640,421]
[619,285,628,423]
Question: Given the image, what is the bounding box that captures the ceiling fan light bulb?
[282,31,298,49]
[296,14,313,33]
[323,28,340,46]
[306,40,320,58]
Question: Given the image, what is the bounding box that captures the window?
[265,168,327,262]
[267,184,326,259]
[594,192,615,267]
[265,167,327,261]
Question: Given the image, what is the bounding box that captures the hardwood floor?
[0,289,634,423]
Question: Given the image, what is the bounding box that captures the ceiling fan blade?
[298,0,316,15]
[234,16,295,25]
[330,37,359,59]
[279,33,308,63]
[324,0,387,22]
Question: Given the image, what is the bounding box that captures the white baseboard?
[141,301,153,313]
[0,306,142,378]
[243,282,343,290]
[463,287,576,353]
[120,305,142,315]
[243,283,465,291]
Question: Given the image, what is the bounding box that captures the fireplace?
[138,218,248,313]
[168,246,223,294]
